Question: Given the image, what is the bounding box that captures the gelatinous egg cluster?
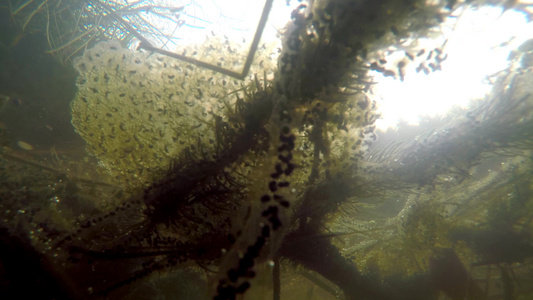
[71,39,277,188]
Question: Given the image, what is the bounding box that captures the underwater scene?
[1,0,533,299]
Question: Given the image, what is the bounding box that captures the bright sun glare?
[144,1,532,132]
[372,5,533,131]
[159,0,298,45]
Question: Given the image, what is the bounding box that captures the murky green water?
[1,1,532,299]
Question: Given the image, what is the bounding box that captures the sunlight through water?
[372,5,533,130]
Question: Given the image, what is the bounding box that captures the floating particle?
[17,140,33,150]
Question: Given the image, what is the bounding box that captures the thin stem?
[273,256,280,300]
[62,32,96,64]
[45,26,96,54]
[22,0,46,31]
[11,0,33,16]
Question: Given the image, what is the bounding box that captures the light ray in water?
[372,5,533,131]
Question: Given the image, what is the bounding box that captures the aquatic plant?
[1,0,533,300]
[4,0,213,65]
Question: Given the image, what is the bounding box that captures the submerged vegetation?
[1,0,533,299]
